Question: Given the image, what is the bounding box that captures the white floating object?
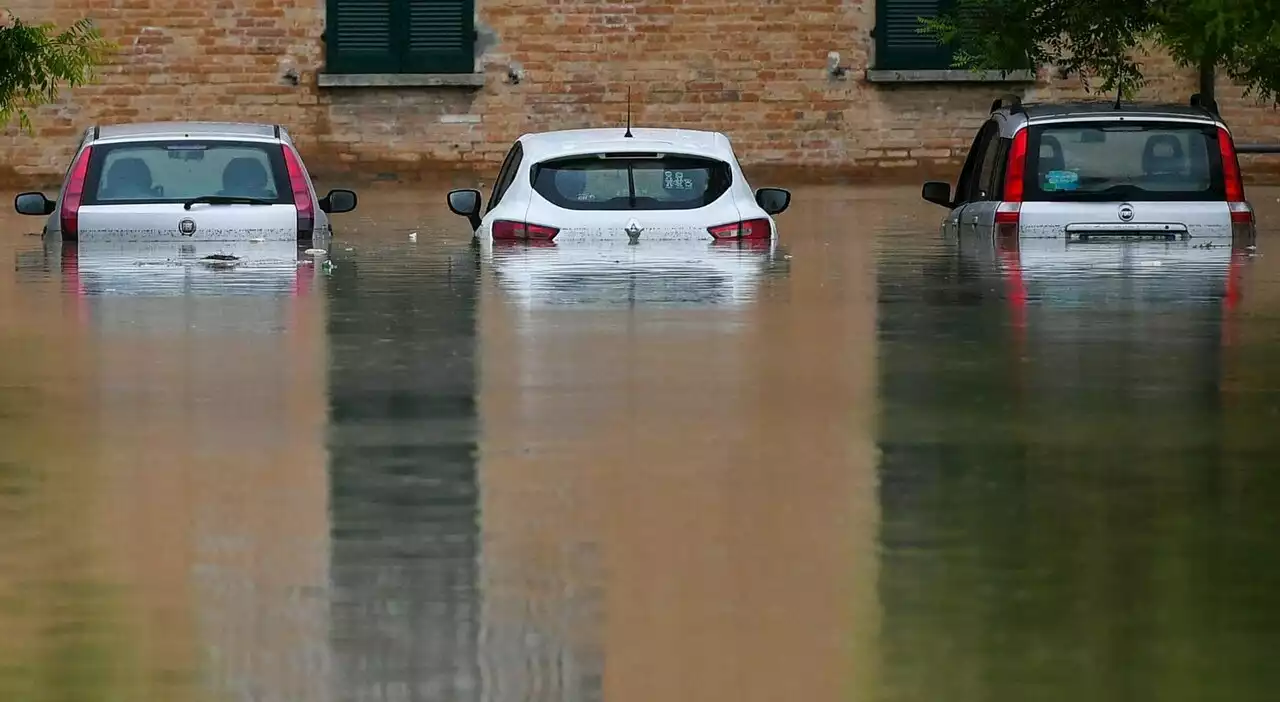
[304,248,326,256]
[409,232,418,242]
[249,237,265,243]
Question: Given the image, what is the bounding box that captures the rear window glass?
[81,140,293,205]
[1025,121,1224,202]
[531,153,732,210]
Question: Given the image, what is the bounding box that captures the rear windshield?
[1025,121,1225,202]
[81,140,293,205]
[530,153,732,210]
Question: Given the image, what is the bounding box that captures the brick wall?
[3,0,1280,187]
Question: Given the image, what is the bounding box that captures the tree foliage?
[920,0,1280,104]
[0,10,114,133]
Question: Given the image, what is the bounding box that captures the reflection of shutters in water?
[326,247,482,702]
[326,0,475,73]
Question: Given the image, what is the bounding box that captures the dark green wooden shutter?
[875,0,956,71]
[327,0,398,73]
[400,0,475,74]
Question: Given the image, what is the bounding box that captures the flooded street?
[2,182,1280,701]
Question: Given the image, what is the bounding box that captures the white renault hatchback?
[13,121,357,244]
[445,127,791,243]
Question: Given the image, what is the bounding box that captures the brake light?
[708,218,770,239]
[1003,129,1027,202]
[1217,127,1254,229]
[280,146,314,239]
[492,220,559,241]
[995,129,1028,234]
[60,146,92,241]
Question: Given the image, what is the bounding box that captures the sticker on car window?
[1043,169,1079,191]
[663,170,695,190]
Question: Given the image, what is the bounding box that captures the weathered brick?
[5,1,1280,187]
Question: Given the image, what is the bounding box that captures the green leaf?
[0,13,116,134]
[917,0,1280,105]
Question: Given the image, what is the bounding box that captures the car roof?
[1000,100,1224,126]
[92,121,283,143]
[516,127,735,162]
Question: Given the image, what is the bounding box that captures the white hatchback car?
[445,127,791,243]
[13,121,357,244]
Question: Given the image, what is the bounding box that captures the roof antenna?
[624,86,634,138]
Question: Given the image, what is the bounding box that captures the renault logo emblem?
[1117,204,1135,222]
[624,219,643,243]
[178,218,197,236]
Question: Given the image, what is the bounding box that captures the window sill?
[865,69,1036,84]
[317,73,485,88]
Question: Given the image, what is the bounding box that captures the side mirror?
[755,187,791,216]
[15,192,55,216]
[447,188,483,231]
[921,181,953,208]
[320,188,357,214]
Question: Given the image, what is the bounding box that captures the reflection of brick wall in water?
[325,247,482,702]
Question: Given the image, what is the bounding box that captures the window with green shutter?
[326,0,475,74]
[874,0,955,71]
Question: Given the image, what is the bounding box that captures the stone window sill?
[317,73,485,88]
[865,69,1036,84]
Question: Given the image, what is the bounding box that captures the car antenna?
[624,86,634,138]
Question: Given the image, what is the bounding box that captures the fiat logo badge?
[178,218,197,236]
[1117,204,1135,222]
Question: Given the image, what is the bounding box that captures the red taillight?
[280,145,314,239]
[1003,129,1028,202]
[708,218,771,239]
[992,129,1028,236]
[1217,127,1255,229]
[1218,126,1245,202]
[492,220,559,241]
[60,146,92,241]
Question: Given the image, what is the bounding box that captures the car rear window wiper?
[183,195,275,210]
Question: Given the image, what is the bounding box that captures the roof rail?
[92,125,100,140]
[273,124,281,139]
[991,93,1023,115]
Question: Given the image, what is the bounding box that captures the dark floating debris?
[203,254,240,261]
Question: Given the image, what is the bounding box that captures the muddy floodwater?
[2,183,1280,702]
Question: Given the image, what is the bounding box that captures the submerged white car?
[13,121,357,244]
[445,127,792,243]
[445,127,792,307]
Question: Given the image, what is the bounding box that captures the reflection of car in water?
[950,223,1247,437]
[483,239,785,308]
[60,240,316,298]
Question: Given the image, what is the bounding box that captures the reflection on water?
[485,238,787,308]
[2,185,1280,701]
[326,241,482,702]
[876,201,1280,701]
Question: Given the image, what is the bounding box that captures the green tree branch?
[0,9,115,134]
[919,0,1280,108]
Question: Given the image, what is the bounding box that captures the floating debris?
[248,237,265,243]
[304,248,326,256]
[201,253,240,268]
[409,232,418,242]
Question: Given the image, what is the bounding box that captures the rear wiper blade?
[183,195,274,210]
